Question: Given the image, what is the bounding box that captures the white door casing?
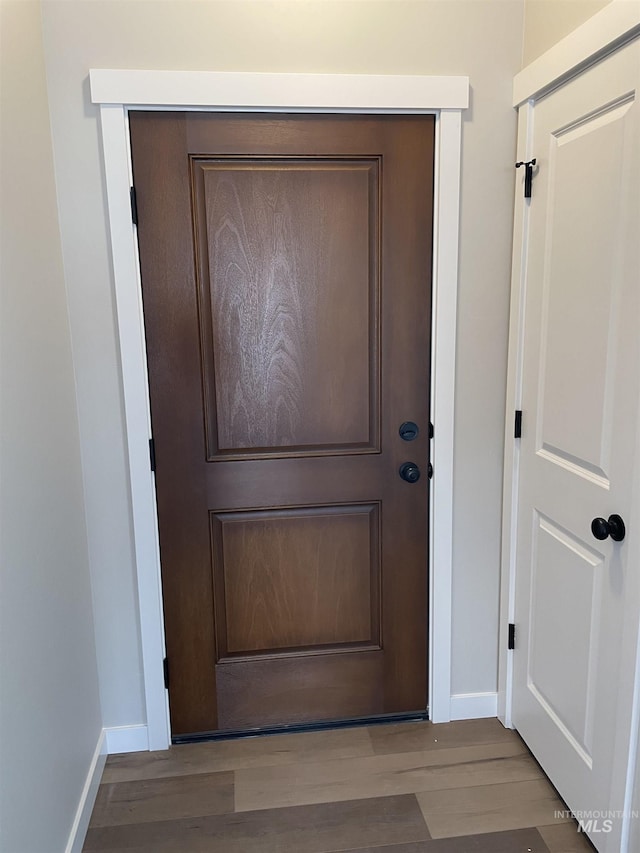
[503,27,640,853]
[90,72,469,750]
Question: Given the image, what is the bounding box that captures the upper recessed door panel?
[537,98,634,487]
[191,157,380,460]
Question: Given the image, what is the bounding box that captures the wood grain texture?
[83,794,431,853]
[101,726,375,784]
[233,741,537,812]
[215,650,384,730]
[192,159,379,458]
[89,771,233,827]
[416,778,569,839]
[85,720,584,853]
[129,112,219,736]
[537,821,596,852]
[337,828,551,852]
[130,112,434,736]
[213,504,379,655]
[369,718,527,755]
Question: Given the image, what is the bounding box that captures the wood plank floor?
[84,719,595,852]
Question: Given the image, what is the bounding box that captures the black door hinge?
[508,623,516,650]
[515,158,536,199]
[163,657,170,689]
[514,410,522,439]
[429,422,434,439]
[130,186,138,226]
[149,438,156,472]
[427,462,433,479]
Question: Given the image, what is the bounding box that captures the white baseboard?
[65,729,107,853]
[450,691,498,721]
[105,724,149,754]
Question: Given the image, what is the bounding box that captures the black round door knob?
[591,514,626,542]
[399,462,421,483]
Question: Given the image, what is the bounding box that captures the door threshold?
[171,710,430,744]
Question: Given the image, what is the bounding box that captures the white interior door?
[513,39,640,852]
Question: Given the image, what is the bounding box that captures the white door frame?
[498,0,640,729]
[90,70,469,751]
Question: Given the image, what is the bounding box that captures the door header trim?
[513,0,640,107]
[90,70,469,111]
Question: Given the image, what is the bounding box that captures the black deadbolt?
[399,421,419,441]
[399,462,421,483]
[591,514,626,542]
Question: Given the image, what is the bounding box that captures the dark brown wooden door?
[130,113,434,738]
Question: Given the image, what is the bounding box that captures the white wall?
[39,0,524,727]
[522,0,612,65]
[0,1,103,849]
